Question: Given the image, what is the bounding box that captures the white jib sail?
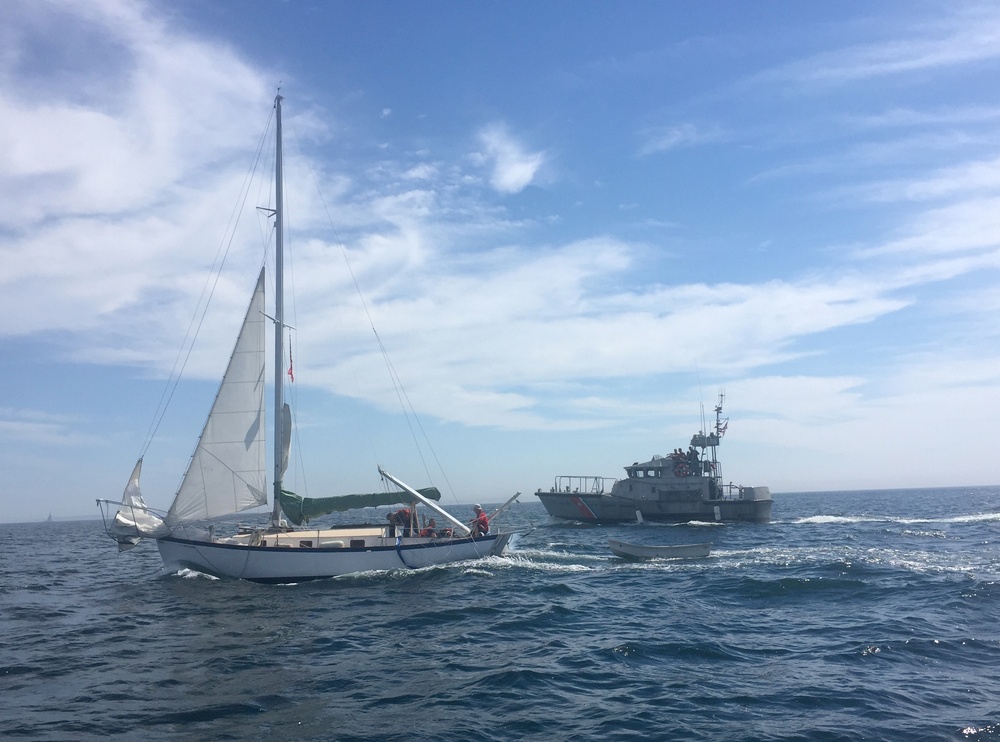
[166,269,268,525]
[111,458,168,544]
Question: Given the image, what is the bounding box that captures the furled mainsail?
[279,487,442,526]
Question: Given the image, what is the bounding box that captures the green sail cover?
[279,487,442,526]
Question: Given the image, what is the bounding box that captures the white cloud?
[403,163,439,181]
[852,155,1000,204]
[474,122,545,193]
[284,237,919,431]
[0,0,272,348]
[710,355,1000,492]
[0,3,268,229]
[865,197,1000,257]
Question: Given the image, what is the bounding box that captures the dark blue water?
[3,488,1000,741]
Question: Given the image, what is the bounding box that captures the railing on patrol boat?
[538,475,617,496]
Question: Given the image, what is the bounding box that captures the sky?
[3,0,1000,523]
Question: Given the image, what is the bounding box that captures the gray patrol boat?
[535,394,771,524]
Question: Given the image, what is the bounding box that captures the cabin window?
[299,540,313,548]
[350,539,365,548]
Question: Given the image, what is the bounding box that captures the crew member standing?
[386,506,414,537]
[469,504,490,537]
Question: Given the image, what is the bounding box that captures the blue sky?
[2,1,1000,523]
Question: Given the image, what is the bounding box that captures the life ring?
[673,463,690,478]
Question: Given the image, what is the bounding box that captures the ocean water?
[3,487,1000,741]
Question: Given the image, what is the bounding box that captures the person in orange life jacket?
[419,518,438,537]
[386,507,413,537]
[469,504,489,537]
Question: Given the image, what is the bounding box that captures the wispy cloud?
[636,122,726,156]
[864,197,1000,257]
[848,155,1000,204]
[846,105,1000,131]
[765,7,1000,85]
[0,408,94,446]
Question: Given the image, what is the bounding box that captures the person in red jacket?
[419,518,438,537]
[469,504,490,537]
[386,507,413,537]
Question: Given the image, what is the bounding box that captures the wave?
[791,512,1000,526]
[495,550,601,571]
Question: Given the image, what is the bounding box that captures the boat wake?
[156,566,220,581]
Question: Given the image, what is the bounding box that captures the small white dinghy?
[608,539,712,560]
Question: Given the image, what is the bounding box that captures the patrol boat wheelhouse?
[535,395,771,524]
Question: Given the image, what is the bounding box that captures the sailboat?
[98,95,518,583]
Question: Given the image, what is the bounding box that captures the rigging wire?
[287,114,457,501]
[139,107,276,458]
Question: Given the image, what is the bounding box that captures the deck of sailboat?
[218,524,486,550]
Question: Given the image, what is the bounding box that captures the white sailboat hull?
[157,531,511,583]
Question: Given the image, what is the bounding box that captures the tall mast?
[270,94,285,525]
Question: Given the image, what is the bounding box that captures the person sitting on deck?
[469,504,490,537]
[419,518,438,537]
